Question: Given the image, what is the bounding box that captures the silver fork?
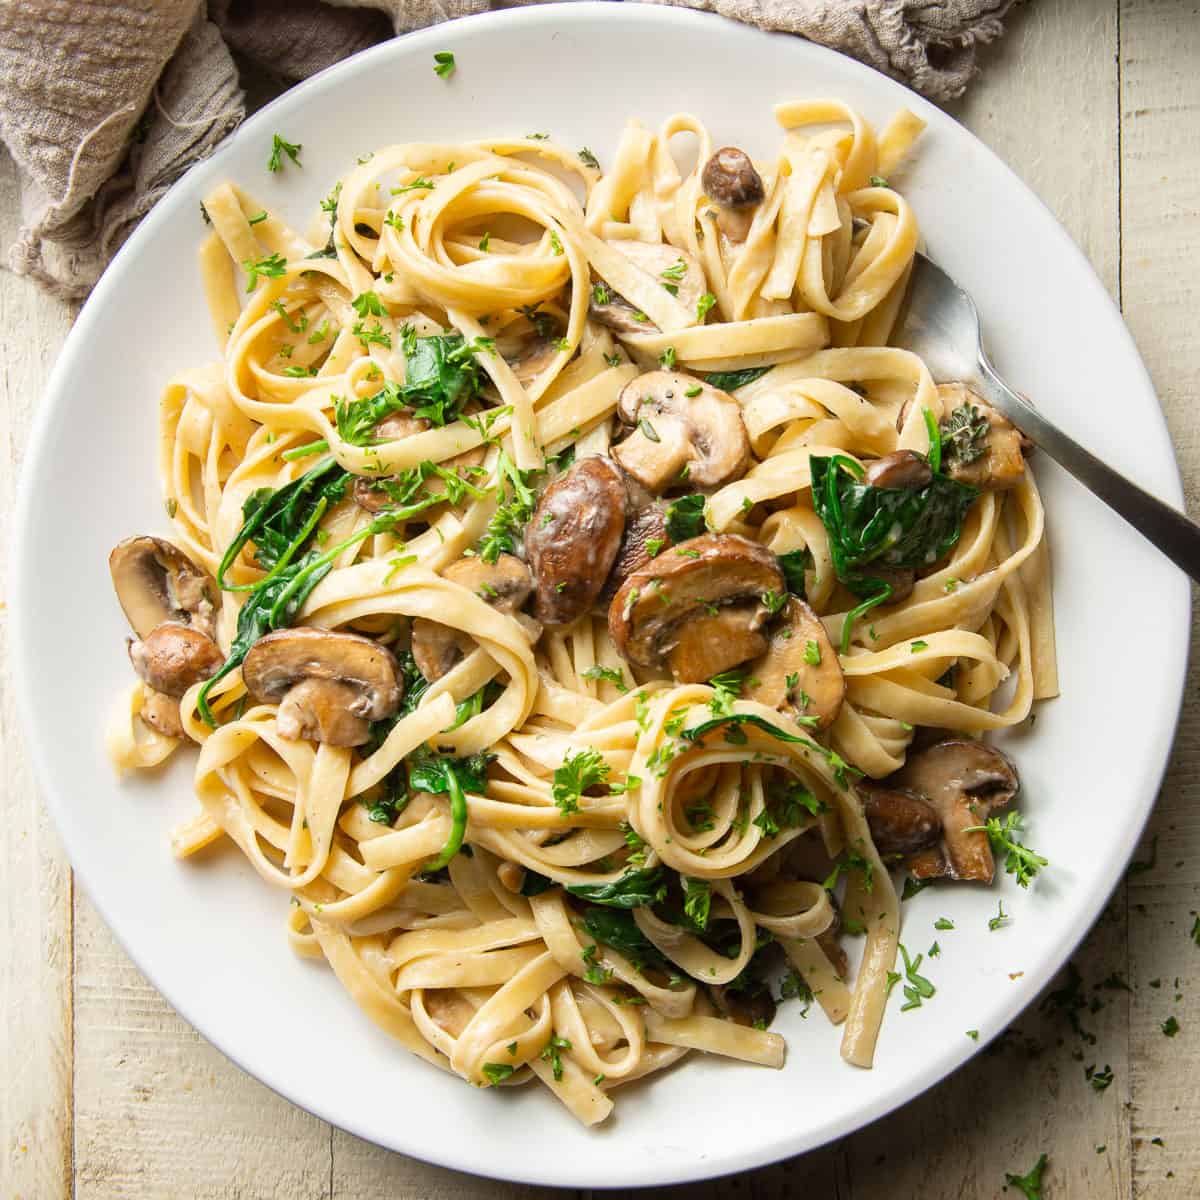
[892,252,1200,582]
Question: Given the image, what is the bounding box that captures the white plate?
[11,3,1190,1188]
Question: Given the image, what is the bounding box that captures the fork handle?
[975,360,1200,584]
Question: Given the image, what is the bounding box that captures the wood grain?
[1120,2,1200,1196]
[0,146,77,1200]
[3,0,1200,1195]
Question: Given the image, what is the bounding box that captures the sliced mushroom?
[857,781,943,857]
[588,241,706,334]
[711,981,776,1029]
[411,553,534,681]
[936,382,1029,491]
[744,597,844,729]
[128,622,223,698]
[612,371,751,493]
[885,738,1019,882]
[609,534,783,683]
[525,457,627,627]
[505,332,562,385]
[242,627,403,746]
[140,689,184,739]
[864,449,932,490]
[109,536,216,639]
[702,147,765,244]
[599,501,669,606]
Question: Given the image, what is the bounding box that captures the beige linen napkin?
[0,0,1012,299]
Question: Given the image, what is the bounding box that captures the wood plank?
[0,146,77,1200]
[1118,1,1200,1195]
[71,896,333,1199]
[332,1129,580,1199]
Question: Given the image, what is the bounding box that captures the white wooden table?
[3,2,1198,1195]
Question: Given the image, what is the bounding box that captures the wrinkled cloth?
[0,0,1012,299]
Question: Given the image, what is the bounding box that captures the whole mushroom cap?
[242,627,403,746]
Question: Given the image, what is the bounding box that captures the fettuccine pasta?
[104,100,1056,1126]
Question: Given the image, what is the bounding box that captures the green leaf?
[778,548,810,597]
[704,367,770,391]
[566,867,667,909]
[433,51,456,79]
[664,493,707,542]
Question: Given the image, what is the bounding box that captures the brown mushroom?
[599,501,669,606]
[609,534,784,683]
[589,242,706,334]
[864,449,933,490]
[885,738,1020,882]
[702,147,765,244]
[711,981,776,1029]
[743,597,844,729]
[128,623,223,698]
[411,553,534,681]
[241,627,403,746]
[936,382,1029,491]
[140,689,185,739]
[612,371,751,493]
[857,781,943,857]
[109,536,217,640]
[524,457,627,627]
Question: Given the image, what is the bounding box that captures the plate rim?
[10,2,1191,1187]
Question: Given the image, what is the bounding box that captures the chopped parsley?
[897,942,935,1011]
[659,346,677,369]
[552,748,609,815]
[267,134,301,172]
[481,1062,515,1085]
[242,252,287,291]
[682,877,712,930]
[803,639,822,666]
[934,916,955,931]
[1162,1015,1181,1037]
[433,51,456,79]
[579,147,600,169]
[697,292,717,321]
[988,901,1010,931]
[1003,1153,1048,1200]
[582,665,629,693]
[966,811,1047,888]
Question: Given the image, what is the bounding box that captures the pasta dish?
[105,99,1057,1125]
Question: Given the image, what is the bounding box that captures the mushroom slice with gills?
[743,597,844,729]
[701,147,765,244]
[588,241,706,335]
[128,622,223,698]
[863,449,932,490]
[599,500,668,607]
[109,536,217,639]
[884,738,1019,882]
[612,371,751,493]
[241,627,403,747]
[410,553,534,681]
[353,410,486,514]
[856,780,942,857]
[936,382,1030,491]
[609,534,784,683]
[524,456,627,627]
